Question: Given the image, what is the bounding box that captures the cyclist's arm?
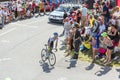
[48,38,51,48]
[48,42,50,47]
[55,39,58,49]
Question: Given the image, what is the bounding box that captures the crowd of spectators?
[61,0,120,65]
[0,0,59,28]
[0,0,119,65]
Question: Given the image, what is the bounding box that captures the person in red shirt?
[32,1,36,16]
[52,0,55,11]
[58,0,60,7]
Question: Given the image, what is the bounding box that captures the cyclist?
[48,32,58,52]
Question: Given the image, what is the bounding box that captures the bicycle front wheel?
[41,49,47,62]
[48,52,56,66]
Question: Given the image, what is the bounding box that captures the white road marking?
[0,28,16,37]
[0,58,12,62]
[1,40,10,43]
[57,77,68,80]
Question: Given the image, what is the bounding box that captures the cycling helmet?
[53,32,58,36]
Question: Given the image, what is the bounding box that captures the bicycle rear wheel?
[41,49,47,62]
[48,52,56,66]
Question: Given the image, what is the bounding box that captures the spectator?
[91,15,99,37]
[4,7,10,23]
[65,20,74,56]
[81,4,87,27]
[69,26,75,52]
[101,32,113,65]
[80,35,91,52]
[43,0,48,15]
[17,1,22,19]
[108,24,119,45]
[92,30,100,62]
[59,10,68,37]
[93,3,101,16]
[76,10,82,24]
[0,7,5,28]
[89,15,95,28]
[72,24,81,60]
[63,10,68,21]
[52,0,55,11]
[70,7,74,16]
[116,16,120,33]
[32,0,36,16]
[109,15,117,25]
[27,4,33,17]
[113,6,120,18]
[10,1,16,20]
[98,17,106,34]
[102,2,110,29]
[115,4,120,49]
[21,2,26,19]
[38,0,43,16]
[64,17,72,46]
[14,1,18,20]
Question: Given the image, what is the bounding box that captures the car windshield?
[55,6,70,12]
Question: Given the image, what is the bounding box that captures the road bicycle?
[41,44,56,66]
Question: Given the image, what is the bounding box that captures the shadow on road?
[59,46,66,51]
[59,40,66,51]
[39,61,54,73]
[35,14,45,18]
[60,40,66,45]
[116,69,120,78]
[67,60,77,69]
[85,62,95,70]
[35,15,40,18]
[95,66,112,76]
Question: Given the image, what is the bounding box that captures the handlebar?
[44,44,58,52]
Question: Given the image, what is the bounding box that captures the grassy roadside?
[77,49,120,67]
[66,46,120,67]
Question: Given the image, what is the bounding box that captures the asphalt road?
[0,15,120,80]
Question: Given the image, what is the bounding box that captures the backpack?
[91,20,99,33]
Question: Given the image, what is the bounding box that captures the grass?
[64,42,120,67]
[77,49,120,67]
[78,50,92,62]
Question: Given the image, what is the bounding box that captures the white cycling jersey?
[48,36,58,44]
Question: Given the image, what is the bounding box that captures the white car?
[49,4,82,23]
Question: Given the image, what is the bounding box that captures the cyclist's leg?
[47,43,53,57]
